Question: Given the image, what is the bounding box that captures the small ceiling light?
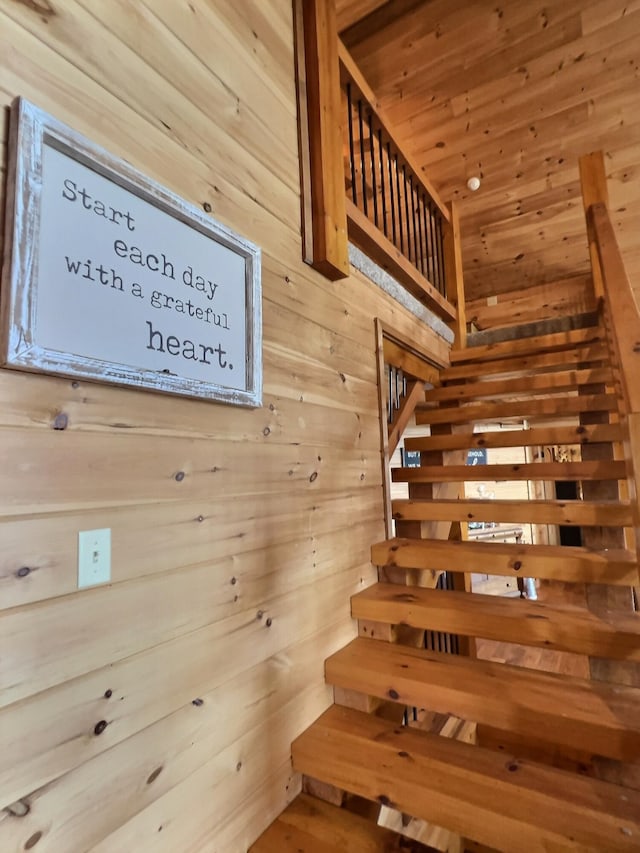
[467,176,481,192]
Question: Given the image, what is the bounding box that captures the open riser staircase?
[251,312,640,853]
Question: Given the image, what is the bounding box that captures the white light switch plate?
[78,528,111,588]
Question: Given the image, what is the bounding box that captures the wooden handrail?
[583,194,640,574]
[589,203,640,414]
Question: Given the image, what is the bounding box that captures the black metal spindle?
[387,143,396,246]
[417,192,426,276]
[402,165,411,261]
[394,155,404,253]
[368,112,378,227]
[357,99,367,217]
[436,214,446,296]
[410,177,419,268]
[378,129,387,238]
[427,200,438,288]
[422,195,432,283]
[346,83,357,205]
[387,366,393,424]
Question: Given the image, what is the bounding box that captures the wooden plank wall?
[0,2,448,850]
[466,274,596,331]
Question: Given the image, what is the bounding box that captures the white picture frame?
[1,98,262,407]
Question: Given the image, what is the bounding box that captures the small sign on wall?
[466,448,488,465]
[1,98,262,406]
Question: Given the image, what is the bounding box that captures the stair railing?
[338,40,466,346]
[293,0,467,346]
[580,151,640,574]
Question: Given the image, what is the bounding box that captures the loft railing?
[343,77,447,300]
[338,42,460,329]
[579,151,640,574]
[293,0,467,346]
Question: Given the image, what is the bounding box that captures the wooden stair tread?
[325,638,640,762]
[391,498,633,526]
[371,537,637,585]
[352,583,640,661]
[427,366,614,402]
[449,326,603,365]
[440,344,609,381]
[292,705,640,853]
[249,793,438,853]
[392,460,627,483]
[415,394,617,426]
[404,423,622,452]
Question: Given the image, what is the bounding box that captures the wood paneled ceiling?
[337,0,640,303]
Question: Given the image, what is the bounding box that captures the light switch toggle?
[78,528,111,588]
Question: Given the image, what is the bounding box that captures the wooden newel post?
[443,200,467,349]
[578,150,608,302]
[295,0,350,281]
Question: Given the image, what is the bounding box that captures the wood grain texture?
[250,792,439,853]
[352,583,640,660]
[0,2,452,850]
[344,0,640,308]
[371,537,637,584]
[292,704,640,853]
[415,392,618,426]
[439,343,610,381]
[404,423,623,452]
[392,460,627,483]
[391,497,633,526]
[325,637,640,760]
[300,0,350,279]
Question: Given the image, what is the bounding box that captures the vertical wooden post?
[294,0,350,280]
[578,151,608,301]
[443,201,467,348]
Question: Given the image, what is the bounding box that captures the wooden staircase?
[251,320,640,852]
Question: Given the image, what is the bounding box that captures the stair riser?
[427,367,614,403]
[292,706,640,853]
[391,499,633,527]
[325,641,640,763]
[440,345,609,381]
[392,461,628,483]
[415,395,617,426]
[371,541,636,585]
[404,424,622,452]
[449,327,603,365]
[351,588,640,661]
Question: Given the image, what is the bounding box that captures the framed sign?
[1,98,262,406]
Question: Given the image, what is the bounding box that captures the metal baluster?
[410,176,419,270]
[387,143,397,246]
[357,99,367,217]
[394,155,404,253]
[378,129,387,238]
[368,112,378,227]
[436,214,446,296]
[402,165,411,261]
[428,200,438,289]
[346,83,357,205]
[422,195,433,283]
[417,192,426,276]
